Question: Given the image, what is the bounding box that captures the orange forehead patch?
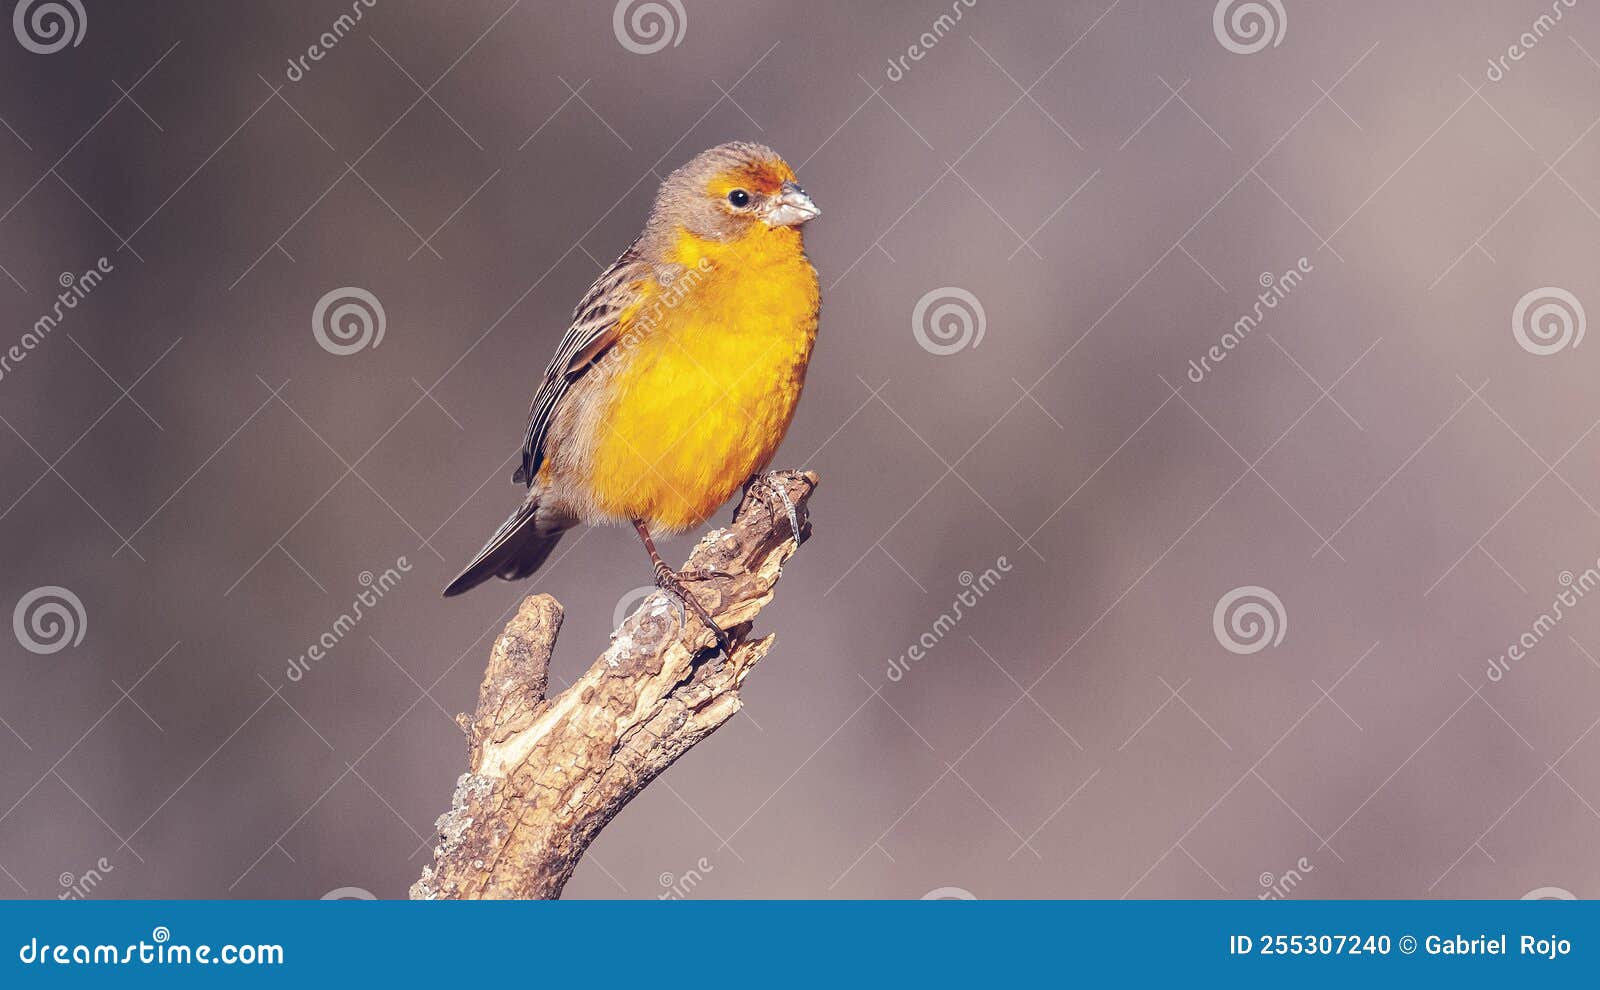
[710,157,795,196]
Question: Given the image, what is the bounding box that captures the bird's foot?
[653,560,733,657]
[676,565,734,582]
[734,471,805,540]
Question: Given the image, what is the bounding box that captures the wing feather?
[514,242,651,485]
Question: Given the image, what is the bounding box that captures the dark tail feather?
[442,501,567,597]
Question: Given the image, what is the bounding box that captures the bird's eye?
[727,189,751,208]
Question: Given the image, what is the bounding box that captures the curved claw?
[737,472,804,539]
[657,587,687,628]
[678,565,734,582]
[653,563,732,658]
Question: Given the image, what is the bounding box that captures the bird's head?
[649,141,819,244]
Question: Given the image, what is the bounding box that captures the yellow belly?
[579,229,819,530]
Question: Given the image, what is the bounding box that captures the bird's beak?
[765,181,820,227]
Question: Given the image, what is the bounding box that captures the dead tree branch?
[411,470,818,900]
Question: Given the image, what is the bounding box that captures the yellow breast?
[580,225,820,530]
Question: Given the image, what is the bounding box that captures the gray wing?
[514,241,650,485]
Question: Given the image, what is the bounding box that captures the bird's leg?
[632,518,732,657]
[734,472,803,539]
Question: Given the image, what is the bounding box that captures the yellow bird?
[443,142,822,652]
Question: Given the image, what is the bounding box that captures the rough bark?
[411,470,817,900]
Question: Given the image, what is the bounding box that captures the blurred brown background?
[2,0,1600,899]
